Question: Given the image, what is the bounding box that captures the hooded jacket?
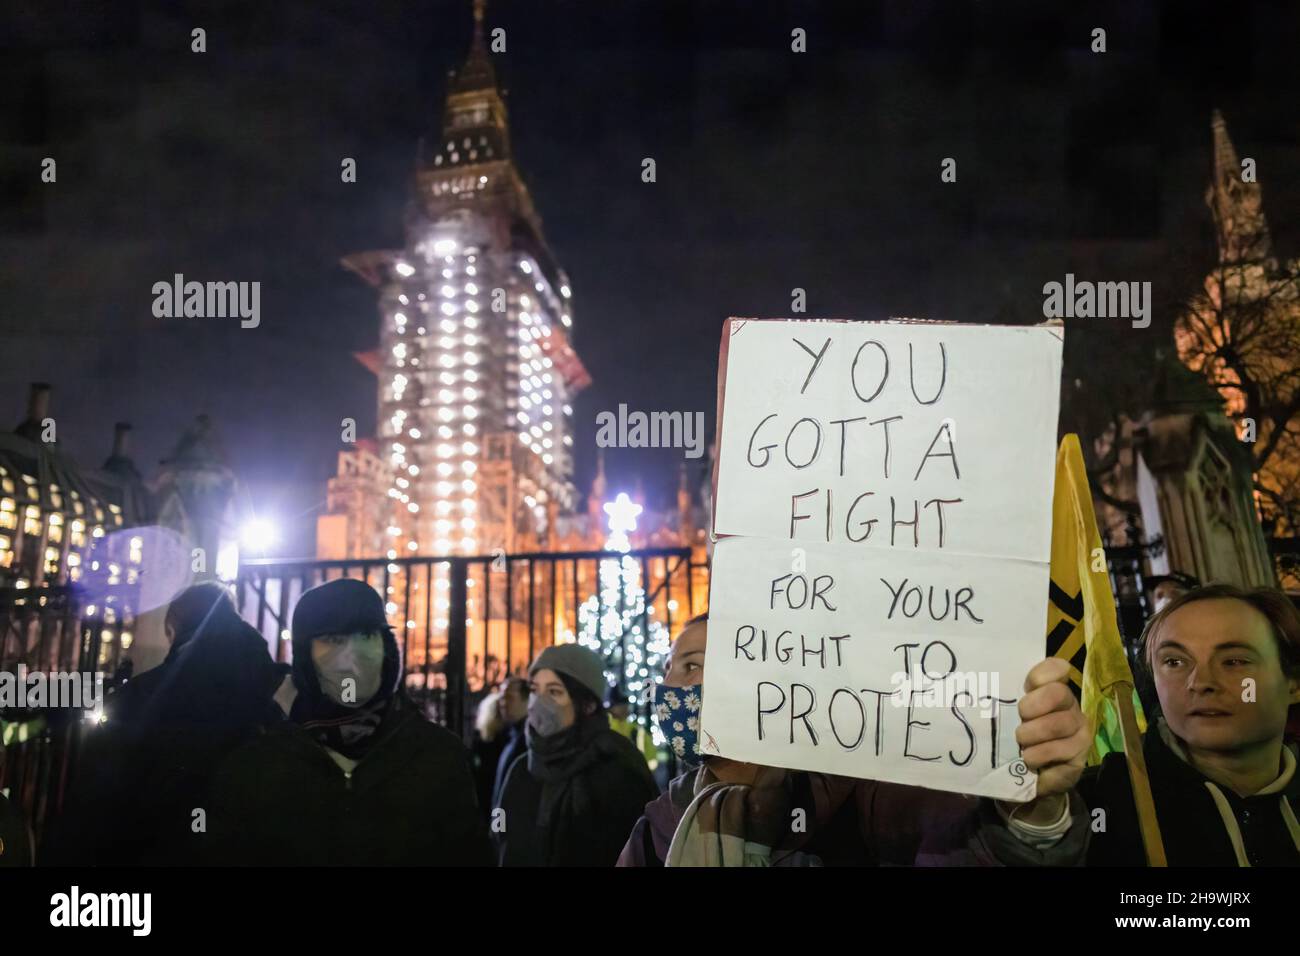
[1080,722,1300,866]
[205,577,492,865]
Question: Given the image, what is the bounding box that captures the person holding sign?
[619,615,1094,866]
[619,615,830,866]
[1081,585,1300,866]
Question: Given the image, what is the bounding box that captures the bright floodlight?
[240,518,277,553]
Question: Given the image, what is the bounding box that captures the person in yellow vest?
[606,687,660,770]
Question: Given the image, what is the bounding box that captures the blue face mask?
[652,682,703,761]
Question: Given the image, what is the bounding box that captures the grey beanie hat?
[529,643,608,701]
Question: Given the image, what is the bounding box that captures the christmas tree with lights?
[569,492,671,735]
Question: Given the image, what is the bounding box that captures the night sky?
[4,0,1299,557]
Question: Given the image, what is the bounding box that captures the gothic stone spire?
[1206,109,1271,264]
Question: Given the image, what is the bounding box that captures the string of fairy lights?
[571,492,672,737]
[378,233,576,645]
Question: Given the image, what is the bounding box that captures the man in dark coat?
[105,582,240,728]
[124,595,289,864]
[43,583,287,865]
[207,578,492,866]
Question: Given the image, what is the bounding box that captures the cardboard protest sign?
[701,318,1064,802]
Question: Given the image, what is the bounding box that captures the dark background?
[3,0,1299,556]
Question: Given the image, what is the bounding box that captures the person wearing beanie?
[206,578,492,866]
[495,643,659,866]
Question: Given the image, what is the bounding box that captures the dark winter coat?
[207,696,493,866]
[42,611,287,866]
[1079,723,1300,866]
[102,605,219,730]
[497,713,659,867]
[103,660,169,729]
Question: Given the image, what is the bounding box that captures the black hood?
[289,578,402,710]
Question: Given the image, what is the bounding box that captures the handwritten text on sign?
[703,320,1063,801]
[711,320,1061,561]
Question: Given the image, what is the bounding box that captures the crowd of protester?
[2,570,1296,867]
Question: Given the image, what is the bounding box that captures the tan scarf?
[665,764,820,867]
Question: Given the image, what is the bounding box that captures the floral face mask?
[652,682,702,761]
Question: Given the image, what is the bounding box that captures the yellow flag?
[1046,434,1145,764]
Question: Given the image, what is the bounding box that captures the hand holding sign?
[1015,657,1091,799]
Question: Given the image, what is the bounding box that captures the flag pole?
[1111,681,1166,866]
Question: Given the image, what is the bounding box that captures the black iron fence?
[1100,528,1165,652]
[0,584,134,847]
[235,546,705,737]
